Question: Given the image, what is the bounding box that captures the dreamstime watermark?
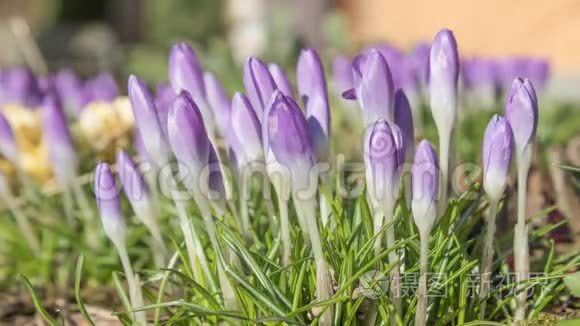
[91,154,483,204]
[354,270,548,300]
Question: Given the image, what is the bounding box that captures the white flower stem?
[438,130,451,213]
[415,233,430,326]
[194,193,238,310]
[278,195,291,266]
[319,191,331,227]
[514,155,531,321]
[239,175,251,238]
[479,197,498,317]
[298,197,333,326]
[1,191,40,253]
[114,240,146,325]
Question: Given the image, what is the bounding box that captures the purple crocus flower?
[394,89,414,162]
[208,142,226,205]
[0,112,18,164]
[268,63,294,97]
[348,49,395,125]
[117,150,152,207]
[429,29,459,132]
[297,48,331,163]
[41,93,78,185]
[168,43,213,131]
[267,92,315,187]
[504,78,538,158]
[482,115,514,200]
[243,57,277,119]
[203,72,231,138]
[167,91,210,191]
[231,92,263,166]
[410,42,431,86]
[364,119,404,209]
[1,66,41,106]
[411,140,439,235]
[94,162,125,242]
[54,69,84,115]
[82,73,119,106]
[154,82,175,139]
[128,75,172,166]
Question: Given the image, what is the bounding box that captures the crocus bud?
[83,73,119,105]
[117,150,155,222]
[154,82,175,139]
[364,119,404,210]
[94,162,125,243]
[243,57,277,119]
[128,75,172,166]
[0,112,18,164]
[297,48,331,163]
[54,69,84,115]
[231,92,263,166]
[268,63,294,97]
[482,115,514,201]
[351,49,395,125]
[267,93,315,188]
[394,89,415,162]
[208,142,227,206]
[1,66,41,106]
[168,91,210,191]
[504,78,538,158]
[41,93,78,185]
[412,140,439,236]
[203,72,231,137]
[168,43,213,131]
[429,29,459,133]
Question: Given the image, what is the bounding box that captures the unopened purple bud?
[117,150,151,204]
[429,29,459,132]
[203,72,231,137]
[410,42,430,85]
[394,89,414,162]
[297,48,331,163]
[54,69,84,115]
[168,43,207,103]
[1,66,41,106]
[128,75,172,166]
[0,112,18,164]
[268,63,294,97]
[154,82,175,139]
[84,73,119,105]
[243,57,277,119]
[351,49,395,125]
[208,142,226,203]
[94,162,125,242]
[504,78,538,157]
[168,91,210,187]
[482,115,514,200]
[231,92,263,165]
[267,93,314,185]
[364,119,404,208]
[411,140,439,235]
[41,93,78,185]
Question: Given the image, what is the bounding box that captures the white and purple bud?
[411,140,439,236]
[94,162,125,244]
[82,72,119,106]
[231,92,263,166]
[332,55,354,96]
[128,75,172,166]
[41,93,78,186]
[208,142,227,208]
[268,63,294,97]
[167,91,210,192]
[482,115,514,201]
[429,29,459,133]
[267,93,315,189]
[243,57,277,119]
[504,78,538,159]
[168,43,214,131]
[154,82,175,139]
[0,112,18,164]
[364,119,404,210]
[297,48,331,163]
[203,72,231,138]
[349,49,395,125]
[117,150,155,222]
